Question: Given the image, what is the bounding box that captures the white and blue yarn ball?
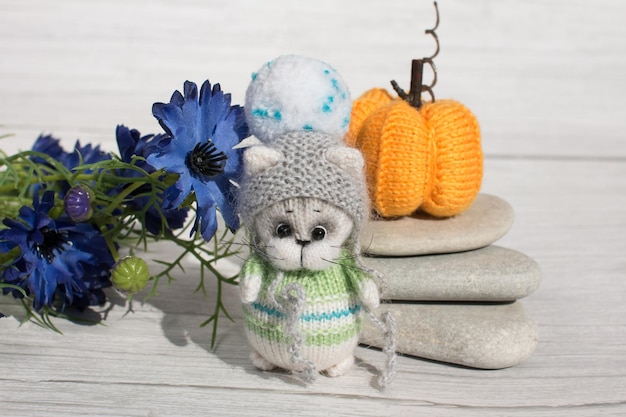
[244,55,352,143]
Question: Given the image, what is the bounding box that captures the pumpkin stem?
[390,59,427,109]
[390,1,440,110]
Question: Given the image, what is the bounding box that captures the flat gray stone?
[361,194,514,256]
[361,301,538,369]
[363,245,541,302]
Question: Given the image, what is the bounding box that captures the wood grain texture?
[1,0,625,416]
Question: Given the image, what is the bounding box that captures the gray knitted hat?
[238,131,367,234]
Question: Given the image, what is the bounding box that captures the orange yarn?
[346,88,392,147]
[348,89,483,218]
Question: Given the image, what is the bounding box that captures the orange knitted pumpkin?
[348,88,483,218]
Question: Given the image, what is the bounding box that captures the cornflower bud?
[111,256,150,294]
[64,185,94,222]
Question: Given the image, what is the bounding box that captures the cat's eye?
[311,226,327,241]
[275,223,292,238]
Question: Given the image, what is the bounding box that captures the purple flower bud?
[111,256,150,294]
[64,185,94,222]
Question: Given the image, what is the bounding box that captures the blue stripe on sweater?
[251,303,361,321]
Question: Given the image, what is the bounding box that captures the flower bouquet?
[0,80,249,346]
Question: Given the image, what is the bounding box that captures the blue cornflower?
[32,134,111,170]
[62,141,111,169]
[31,135,112,198]
[0,191,113,311]
[30,134,66,164]
[115,125,189,235]
[147,80,248,241]
[116,124,161,173]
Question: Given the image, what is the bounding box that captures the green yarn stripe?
[243,252,369,302]
[258,265,359,300]
[242,305,363,347]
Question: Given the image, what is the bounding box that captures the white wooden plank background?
[1,1,625,416]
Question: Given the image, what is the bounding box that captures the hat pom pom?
[245,55,352,143]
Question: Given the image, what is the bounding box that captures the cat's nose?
[296,239,310,247]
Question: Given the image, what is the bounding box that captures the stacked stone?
[359,194,541,369]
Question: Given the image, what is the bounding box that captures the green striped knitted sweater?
[241,250,371,372]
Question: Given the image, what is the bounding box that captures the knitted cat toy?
[237,55,396,386]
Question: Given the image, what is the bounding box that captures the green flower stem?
[1,152,174,195]
[0,184,20,195]
[0,283,27,297]
[102,170,176,216]
[149,248,190,294]
[0,172,86,195]
[39,173,92,183]
[102,181,146,216]
[200,277,235,349]
[20,300,63,334]
[145,227,241,349]
[0,195,34,205]
[102,227,121,262]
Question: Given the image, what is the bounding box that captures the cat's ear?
[243,145,283,176]
[325,146,364,179]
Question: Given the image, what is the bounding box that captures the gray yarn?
[238,131,367,241]
[366,309,397,389]
[267,271,317,383]
[281,282,317,383]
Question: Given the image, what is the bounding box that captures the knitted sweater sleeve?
[340,251,380,310]
[239,253,266,304]
[241,253,266,278]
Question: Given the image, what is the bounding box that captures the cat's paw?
[250,350,276,371]
[324,355,354,377]
[240,273,262,303]
[359,279,380,310]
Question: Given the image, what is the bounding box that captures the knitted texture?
[241,251,367,372]
[348,89,483,218]
[238,131,367,236]
[346,88,392,147]
[245,55,352,143]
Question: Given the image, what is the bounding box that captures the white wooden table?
[1,1,625,415]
